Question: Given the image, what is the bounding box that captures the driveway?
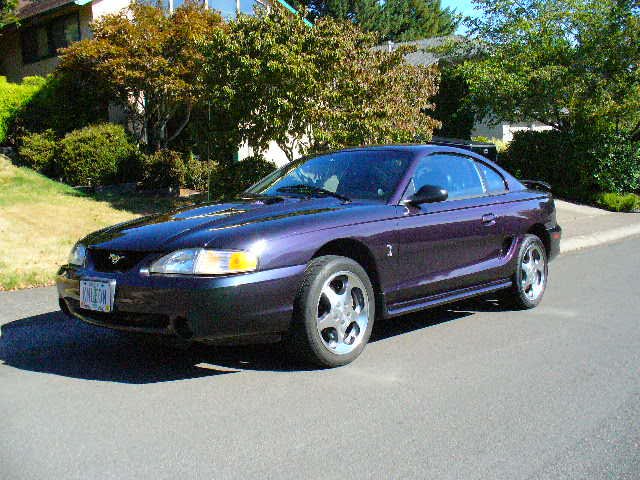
[1,238,639,479]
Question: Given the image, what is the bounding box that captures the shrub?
[17,130,58,174]
[0,76,45,145]
[471,136,508,154]
[9,73,108,142]
[141,149,187,189]
[596,193,640,212]
[209,155,277,199]
[184,154,215,191]
[501,129,640,201]
[500,130,582,197]
[585,132,640,195]
[58,123,139,186]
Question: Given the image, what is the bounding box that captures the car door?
[391,153,506,303]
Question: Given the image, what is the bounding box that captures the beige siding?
[472,120,553,143]
[0,4,97,82]
[0,29,62,82]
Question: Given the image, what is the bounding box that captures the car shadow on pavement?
[0,311,238,383]
[0,297,508,382]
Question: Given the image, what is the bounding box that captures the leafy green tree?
[201,8,441,162]
[294,0,458,41]
[431,65,475,138]
[459,0,640,138]
[0,0,17,31]
[58,2,225,151]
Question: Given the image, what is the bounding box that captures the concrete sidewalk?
[555,200,640,253]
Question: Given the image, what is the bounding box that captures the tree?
[58,2,225,151]
[293,0,459,41]
[0,0,17,30]
[458,0,640,139]
[201,7,441,162]
[431,64,475,138]
[378,0,459,41]
[309,17,442,150]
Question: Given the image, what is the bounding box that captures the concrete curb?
[561,223,640,254]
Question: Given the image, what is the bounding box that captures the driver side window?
[407,154,485,201]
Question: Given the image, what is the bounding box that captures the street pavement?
[555,200,640,252]
[1,237,639,480]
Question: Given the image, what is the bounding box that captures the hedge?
[501,129,640,200]
[9,73,108,142]
[0,76,45,145]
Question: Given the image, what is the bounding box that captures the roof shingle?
[16,0,77,20]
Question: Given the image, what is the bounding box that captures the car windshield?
[246,150,412,201]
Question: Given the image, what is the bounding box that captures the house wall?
[91,0,130,21]
[504,122,553,143]
[0,5,93,83]
[238,139,299,168]
[472,119,553,143]
[0,29,63,82]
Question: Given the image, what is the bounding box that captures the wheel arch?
[312,238,384,311]
[527,223,551,258]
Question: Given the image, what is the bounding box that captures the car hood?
[82,196,382,252]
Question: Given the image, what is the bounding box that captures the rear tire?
[504,234,548,309]
[287,255,375,368]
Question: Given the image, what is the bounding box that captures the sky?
[440,0,481,34]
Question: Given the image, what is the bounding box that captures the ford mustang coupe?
[58,144,561,367]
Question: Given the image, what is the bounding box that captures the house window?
[21,13,80,64]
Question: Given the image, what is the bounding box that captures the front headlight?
[149,248,258,275]
[68,243,87,267]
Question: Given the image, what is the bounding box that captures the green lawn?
[0,155,203,290]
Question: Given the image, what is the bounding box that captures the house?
[0,0,126,83]
[0,0,290,84]
[378,37,553,144]
[0,0,302,166]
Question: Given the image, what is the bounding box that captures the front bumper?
[57,264,306,341]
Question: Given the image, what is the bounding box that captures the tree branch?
[167,103,192,144]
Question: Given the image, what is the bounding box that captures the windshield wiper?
[238,192,285,204]
[276,184,351,202]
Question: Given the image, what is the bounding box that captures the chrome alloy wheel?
[521,243,546,301]
[316,271,370,355]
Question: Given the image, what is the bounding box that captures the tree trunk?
[167,104,192,144]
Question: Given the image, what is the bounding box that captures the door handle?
[482,213,497,226]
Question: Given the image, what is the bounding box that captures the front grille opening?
[89,249,149,273]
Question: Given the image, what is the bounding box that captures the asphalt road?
[1,237,639,480]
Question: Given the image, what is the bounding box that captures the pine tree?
[296,0,458,41]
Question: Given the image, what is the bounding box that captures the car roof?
[335,143,487,159]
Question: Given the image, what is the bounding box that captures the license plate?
[80,279,115,312]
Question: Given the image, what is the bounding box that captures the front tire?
[505,234,548,309]
[288,255,375,367]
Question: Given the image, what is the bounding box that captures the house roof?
[15,0,82,20]
[373,36,464,66]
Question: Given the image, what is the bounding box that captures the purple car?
[57,143,561,367]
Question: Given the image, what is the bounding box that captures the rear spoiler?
[521,179,552,192]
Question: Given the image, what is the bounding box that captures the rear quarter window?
[476,161,507,194]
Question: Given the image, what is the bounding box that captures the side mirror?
[407,184,448,205]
